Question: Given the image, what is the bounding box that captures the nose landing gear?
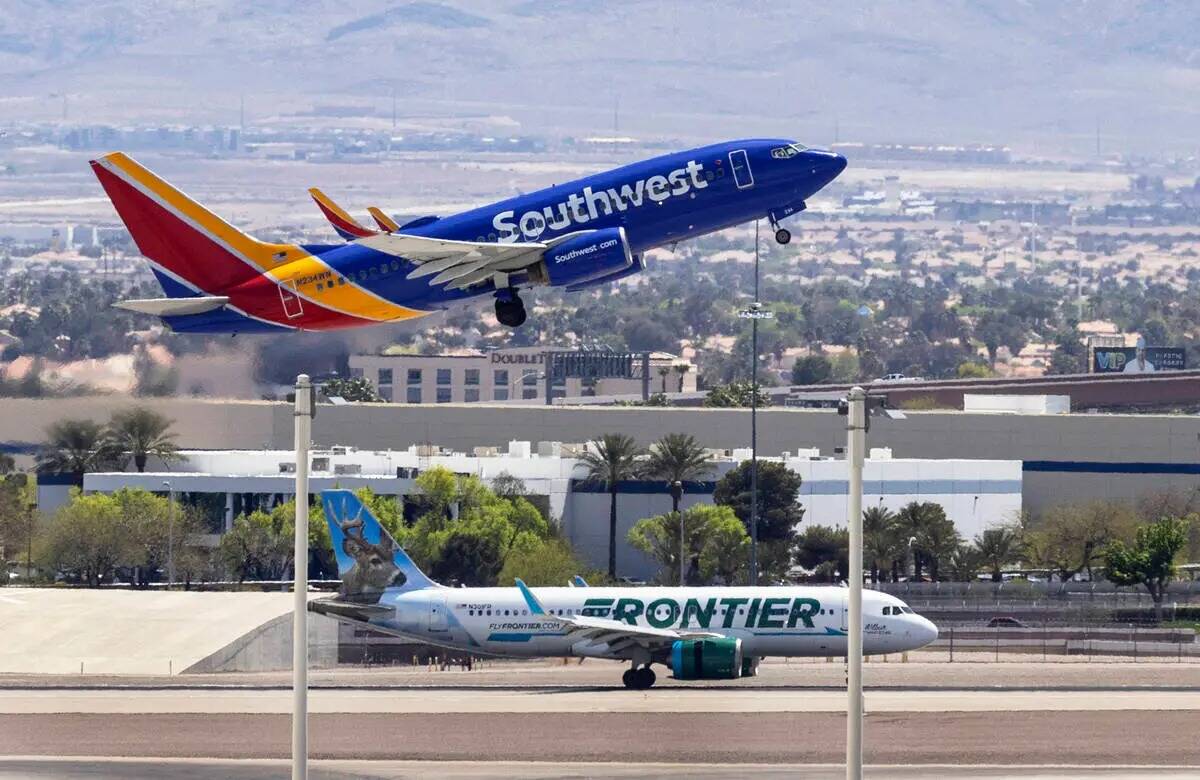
[774,227,792,245]
[494,291,527,328]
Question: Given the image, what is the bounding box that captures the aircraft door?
[840,591,849,632]
[428,595,448,632]
[729,149,754,189]
[279,280,304,319]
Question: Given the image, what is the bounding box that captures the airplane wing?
[514,579,722,654]
[356,232,549,291]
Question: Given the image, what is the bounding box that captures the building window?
[437,369,452,386]
[522,370,538,386]
[437,387,452,403]
[378,386,393,402]
[464,369,479,386]
[522,387,537,400]
[407,369,422,385]
[494,369,508,386]
[350,367,364,378]
[378,368,393,385]
[406,386,422,403]
[465,388,480,402]
[494,387,509,401]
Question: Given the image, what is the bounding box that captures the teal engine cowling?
[670,637,743,680]
[536,227,632,288]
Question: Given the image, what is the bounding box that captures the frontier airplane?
[315,490,937,689]
[90,140,845,332]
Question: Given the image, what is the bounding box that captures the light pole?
[844,387,866,780]
[161,480,174,590]
[26,500,36,582]
[738,221,774,585]
[293,374,313,780]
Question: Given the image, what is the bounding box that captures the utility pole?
[845,386,866,780]
[292,374,313,780]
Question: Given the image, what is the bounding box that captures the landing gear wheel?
[774,227,792,245]
[495,296,527,328]
[623,666,656,689]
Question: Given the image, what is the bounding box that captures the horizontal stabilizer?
[114,296,230,317]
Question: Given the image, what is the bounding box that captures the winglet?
[308,187,377,240]
[367,206,401,233]
[514,578,545,615]
[572,575,589,587]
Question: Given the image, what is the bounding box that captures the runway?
[0,686,1196,713]
[3,759,1200,780]
[2,664,1198,773]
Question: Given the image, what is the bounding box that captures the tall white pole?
[292,374,312,780]
[846,386,866,780]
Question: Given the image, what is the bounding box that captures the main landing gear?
[494,291,527,328]
[622,665,657,690]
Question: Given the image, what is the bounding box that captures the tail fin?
[321,489,437,601]
[308,188,377,240]
[90,152,299,296]
[367,206,400,233]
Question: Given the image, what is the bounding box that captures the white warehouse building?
[71,443,1022,580]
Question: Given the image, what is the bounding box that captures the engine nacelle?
[534,227,632,288]
[565,253,644,292]
[670,637,743,680]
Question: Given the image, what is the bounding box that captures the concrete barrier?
[184,611,338,673]
[0,588,320,675]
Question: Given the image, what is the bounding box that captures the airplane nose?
[915,615,938,646]
[805,151,847,188]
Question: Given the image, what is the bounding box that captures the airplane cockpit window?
[883,606,892,615]
[789,143,808,153]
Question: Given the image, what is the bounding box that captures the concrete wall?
[6,396,1200,514]
[184,611,339,673]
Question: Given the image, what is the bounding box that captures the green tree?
[321,377,381,402]
[791,355,833,385]
[794,524,848,582]
[1024,501,1138,582]
[975,525,1022,582]
[36,419,117,480]
[39,491,126,586]
[896,501,958,580]
[429,529,503,586]
[947,542,984,581]
[105,407,182,473]
[218,504,295,582]
[0,453,14,475]
[500,537,595,587]
[713,461,804,582]
[579,434,643,579]
[703,381,772,408]
[1105,516,1190,621]
[956,361,993,379]
[627,504,748,585]
[862,505,900,583]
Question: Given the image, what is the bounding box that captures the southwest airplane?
[90,140,846,332]
[315,490,937,689]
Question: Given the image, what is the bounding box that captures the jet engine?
[670,637,744,680]
[532,227,632,288]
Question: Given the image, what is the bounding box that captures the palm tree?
[105,407,182,473]
[862,505,898,583]
[657,366,671,393]
[976,526,1021,582]
[579,433,643,579]
[36,419,116,481]
[673,363,690,392]
[643,434,712,515]
[896,501,957,580]
[643,433,713,585]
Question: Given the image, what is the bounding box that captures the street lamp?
[162,480,174,589]
[738,221,775,585]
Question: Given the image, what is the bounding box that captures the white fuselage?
[352,584,938,661]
